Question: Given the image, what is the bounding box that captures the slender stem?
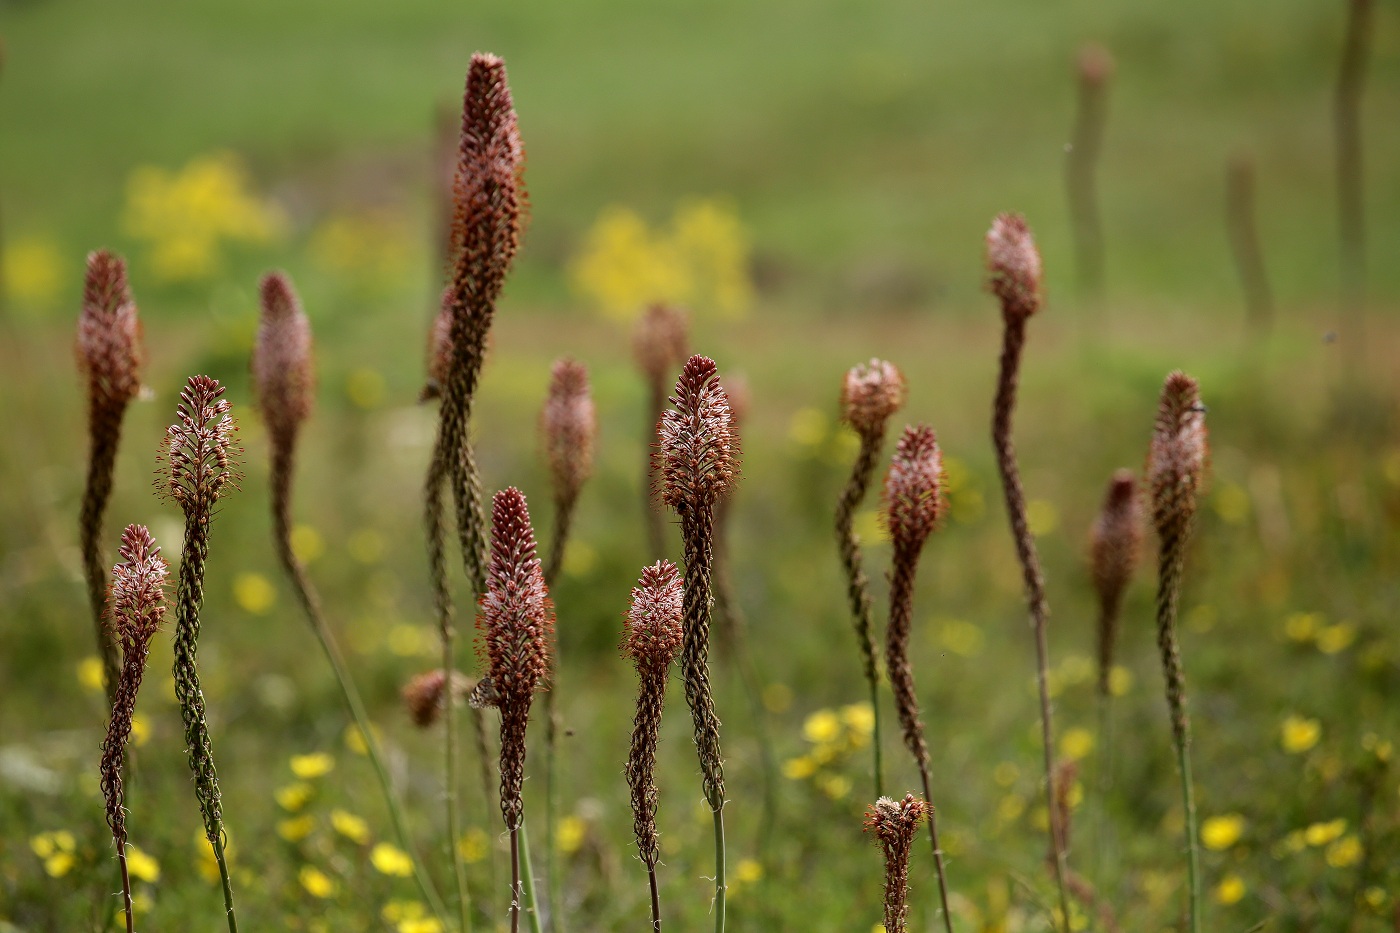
[543,685,562,933]
[869,676,885,804]
[1092,689,1113,909]
[116,842,133,933]
[1335,0,1373,358]
[80,421,123,703]
[917,768,956,933]
[519,820,544,933]
[445,625,472,933]
[510,825,522,933]
[211,834,238,933]
[643,386,667,559]
[710,799,726,933]
[1176,738,1201,933]
[647,864,662,932]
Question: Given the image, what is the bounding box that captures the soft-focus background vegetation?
[1,0,1398,930]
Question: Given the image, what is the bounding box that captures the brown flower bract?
[476,487,554,704]
[252,271,314,444]
[76,250,143,413]
[883,424,945,553]
[841,359,906,437]
[159,376,239,517]
[1148,371,1208,528]
[541,358,597,502]
[657,355,739,511]
[986,212,1044,321]
[621,560,684,675]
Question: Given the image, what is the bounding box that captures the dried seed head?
[986,212,1043,321]
[1148,371,1208,532]
[402,668,472,728]
[159,376,240,516]
[252,271,314,444]
[76,250,144,413]
[476,487,554,705]
[863,793,929,846]
[657,355,740,511]
[108,524,167,646]
[841,358,906,437]
[621,560,684,675]
[448,53,524,330]
[541,358,597,503]
[632,303,690,386]
[883,424,945,553]
[1090,469,1143,614]
[1076,43,1115,88]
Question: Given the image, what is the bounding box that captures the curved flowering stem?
[837,358,906,799]
[863,795,929,933]
[882,425,955,933]
[252,272,448,927]
[657,354,738,933]
[633,304,690,559]
[1066,43,1113,300]
[99,525,166,933]
[76,250,144,702]
[160,375,240,933]
[1148,372,1209,933]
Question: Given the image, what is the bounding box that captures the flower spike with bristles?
[160,376,239,514]
[841,358,907,439]
[863,794,929,933]
[986,212,1043,322]
[77,249,145,702]
[99,524,167,933]
[540,357,597,584]
[252,271,314,447]
[633,303,690,558]
[1089,470,1143,697]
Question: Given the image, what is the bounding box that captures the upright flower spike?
[985,212,1072,932]
[621,561,684,933]
[881,425,955,933]
[99,524,167,933]
[656,354,737,933]
[77,250,145,702]
[633,303,690,558]
[470,487,553,933]
[1148,371,1209,933]
[1066,43,1114,298]
[863,795,929,933]
[835,358,906,799]
[160,375,240,933]
[1089,470,1143,696]
[540,357,597,585]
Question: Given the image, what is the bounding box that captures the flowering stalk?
[539,357,596,931]
[837,358,907,798]
[77,250,144,702]
[1225,153,1274,334]
[99,525,167,933]
[985,212,1072,931]
[1049,759,1122,933]
[1148,371,1208,933]
[882,425,955,933]
[252,272,449,928]
[657,355,738,933]
[1066,43,1113,299]
[622,561,684,932]
[1335,0,1374,354]
[633,303,690,558]
[862,794,929,933]
[470,488,553,933]
[160,375,239,933]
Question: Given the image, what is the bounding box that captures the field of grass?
[2,0,1399,931]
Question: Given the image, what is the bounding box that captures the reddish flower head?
[541,358,597,502]
[159,376,239,516]
[1148,371,1208,528]
[632,304,690,386]
[621,560,684,675]
[883,425,945,553]
[841,359,906,437]
[476,487,554,704]
[986,213,1044,321]
[108,524,167,647]
[76,250,144,413]
[252,271,314,443]
[1090,469,1143,610]
[657,356,740,511]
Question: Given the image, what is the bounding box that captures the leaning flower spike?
[252,272,448,928]
[985,212,1072,932]
[77,250,145,702]
[1089,470,1143,698]
[1148,371,1208,933]
[863,795,929,933]
[99,524,166,933]
[656,354,738,933]
[881,425,955,933]
[632,303,690,558]
[622,561,684,933]
[160,375,240,933]
[470,487,553,933]
[836,358,907,798]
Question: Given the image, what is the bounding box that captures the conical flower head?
[621,560,684,676]
[159,375,239,517]
[883,424,945,553]
[862,793,929,847]
[541,358,597,502]
[986,212,1043,321]
[1089,469,1143,611]
[632,303,690,386]
[1148,371,1208,531]
[108,524,167,647]
[657,355,740,511]
[252,271,314,443]
[476,487,554,705]
[76,250,143,413]
[841,359,906,437]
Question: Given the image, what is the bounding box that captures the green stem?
[116,842,133,933]
[544,690,562,933]
[869,675,885,800]
[1177,737,1201,933]
[211,834,238,933]
[1092,690,1113,923]
[445,627,472,933]
[711,800,726,933]
[519,820,544,933]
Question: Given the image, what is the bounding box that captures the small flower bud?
[986,212,1044,321]
[252,271,314,444]
[76,250,143,413]
[632,304,690,387]
[1148,371,1208,531]
[541,358,597,504]
[621,561,684,675]
[883,425,945,554]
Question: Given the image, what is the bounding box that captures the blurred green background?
[1,0,1398,931]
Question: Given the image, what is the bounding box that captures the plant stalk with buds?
[657,355,738,933]
[837,358,907,798]
[985,212,1072,932]
[77,250,144,702]
[99,525,166,933]
[633,304,689,559]
[863,795,929,933]
[1149,372,1209,933]
[161,375,239,933]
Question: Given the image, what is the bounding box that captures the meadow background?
[1,0,1399,930]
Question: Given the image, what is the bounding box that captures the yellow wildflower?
[992,761,1020,787]
[371,843,414,877]
[1059,728,1095,761]
[556,816,585,855]
[276,782,314,812]
[291,525,325,564]
[1316,622,1357,654]
[1200,814,1246,851]
[382,900,426,923]
[124,844,161,883]
[344,723,380,756]
[3,235,64,308]
[78,656,105,692]
[730,858,763,891]
[817,774,852,800]
[840,702,875,737]
[32,831,78,878]
[278,816,315,843]
[399,920,445,933]
[802,709,842,744]
[457,828,490,864]
[290,752,335,779]
[1281,715,1321,754]
[1325,835,1363,868]
[782,756,816,780]
[1284,612,1320,643]
[1303,818,1347,847]
[299,865,338,899]
[130,715,151,748]
[1214,874,1246,905]
[1107,666,1133,696]
[330,810,370,845]
[233,572,275,615]
[1026,499,1058,536]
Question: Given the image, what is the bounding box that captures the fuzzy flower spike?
[77,250,145,701]
[99,524,167,933]
[656,354,738,933]
[1148,371,1209,933]
[160,375,240,933]
[863,795,930,933]
[633,303,690,558]
[540,357,597,584]
[1089,470,1142,697]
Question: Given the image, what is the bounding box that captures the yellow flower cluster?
[2,235,64,310]
[309,210,412,286]
[568,198,754,322]
[122,152,285,281]
[30,830,77,878]
[1284,611,1358,654]
[782,703,875,800]
[384,899,444,933]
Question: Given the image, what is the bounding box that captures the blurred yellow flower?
[996,795,1026,823]
[840,703,875,736]
[1212,482,1250,525]
[309,210,412,285]
[1326,835,1363,868]
[1316,622,1357,654]
[668,197,754,318]
[556,816,586,855]
[457,828,490,864]
[1303,818,1346,847]
[290,753,335,779]
[399,920,444,933]
[1201,814,1246,850]
[233,572,276,615]
[78,656,105,693]
[344,723,380,756]
[782,756,816,780]
[1284,612,1320,643]
[802,709,841,744]
[291,525,325,564]
[1107,665,1133,697]
[31,831,77,877]
[1281,715,1321,754]
[3,235,64,309]
[817,775,852,800]
[371,843,414,877]
[1214,873,1246,905]
[122,843,161,883]
[278,816,315,843]
[1059,728,1094,762]
[299,865,338,899]
[129,714,151,748]
[993,761,1020,787]
[382,899,427,923]
[331,810,370,845]
[1026,499,1059,536]
[346,367,386,410]
[731,857,764,891]
[276,782,314,812]
[762,682,793,714]
[939,619,984,658]
[194,830,231,883]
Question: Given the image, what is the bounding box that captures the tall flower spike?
[541,358,597,517]
[77,249,145,702]
[160,376,239,516]
[986,212,1043,322]
[863,795,929,933]
[633,303,690,558]
[884,424,945,554]
[841,358,907,438]
[252,271,314,447]
[1089,470,1143,695]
